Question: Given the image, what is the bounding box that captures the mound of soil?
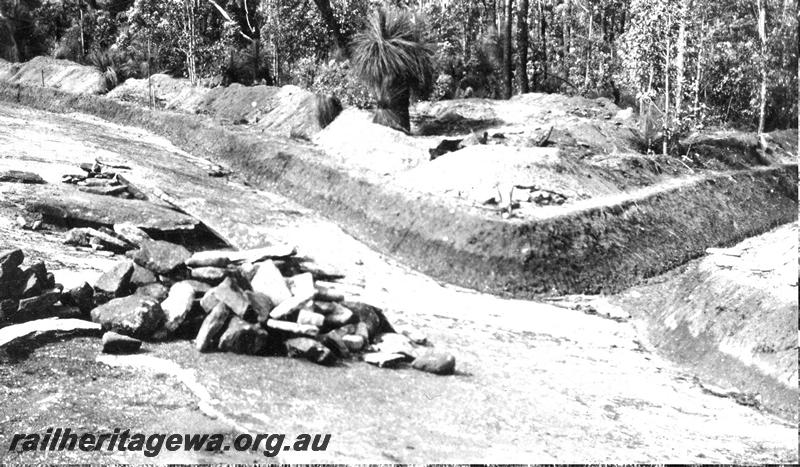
[106,73,209,112]
[313,108,432,174]
[614,222,799,421]
[0,56,107,95]
[107,77,323,138]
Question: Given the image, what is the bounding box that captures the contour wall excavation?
[1,82,796,297]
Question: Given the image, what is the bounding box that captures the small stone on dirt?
[363,352,406,369]
[102,331,142,354]
[284,337,334,365]
[411,350,456,375]
[342,334,366,352]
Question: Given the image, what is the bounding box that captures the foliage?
[351,7,434,97]
[308,59,373,108]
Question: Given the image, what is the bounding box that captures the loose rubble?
[0,244,456,375]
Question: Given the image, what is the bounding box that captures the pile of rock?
[1,233,456,375]
[0,249,76,325]
[61,160,141,199]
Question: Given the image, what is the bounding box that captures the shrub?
[310,59,372,109]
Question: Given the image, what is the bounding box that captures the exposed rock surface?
[132,240,190,275]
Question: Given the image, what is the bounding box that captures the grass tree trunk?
[373,84,411,133]
[516,0,529,94]
[504,0,514,99]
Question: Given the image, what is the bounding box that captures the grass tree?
[351,7,434,133]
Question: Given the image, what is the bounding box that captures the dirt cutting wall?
[1,82,797,298]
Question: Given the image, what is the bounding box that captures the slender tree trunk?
[756,0,768,138]
[504,0,514,99]
[674,0,691,124]
[663,10,671,156]
[516,0,529,93]
[584,5,592,89]
[692,13,707,119]
[79,8,85,58]
[539,0,547,87]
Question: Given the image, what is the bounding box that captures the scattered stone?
[342,334,366,352]
[113,223,151,246]
[64,228,92,247]
[354,322,370,341]
[102,331,142,354]
[210,277,251,318]
[319,332,350,358]
[185,251,232,268]
[344,301,394,339]
[284,337,334,365]
[21,262,47,299]
[297,308,325,327]
[161,281,196,333]
[90,295,164,339]
[322,303,354,328]
[411,350,456,375]
[134,283,169,302]
[130,264,158,286]
[373,332,417,359]
[94,261,134,300]
[247,291,274,324]
[396,325,428,346]
[295,258,345,281]
[190,267,227,283]
[60,282,94,314]
[265,319,319,337]
[78,185,128,197]
[363,352,406,369]
[0,266,26,300]
[227,245,297,263]
[195,302,232,352]
[0,170,46,184]
[15,288,63,322]
[132,240,190,275]
[199,288,221,314]
[268,291,314,320]
[84,227,131,251]
[0,249,24,271]
[286,272,315,298]
[250,260,292,305]
[184,280,213,296]
[218,316,270,355]
[238,262,259,283]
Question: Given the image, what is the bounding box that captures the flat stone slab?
[0,318,102,348]
[18,182,198,232]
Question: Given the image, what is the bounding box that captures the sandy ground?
[0,102,796,463]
